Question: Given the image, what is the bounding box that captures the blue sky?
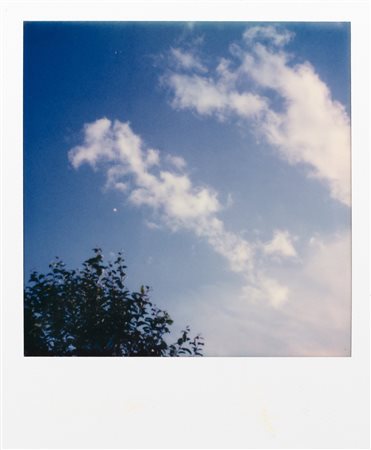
[24,22,351,356]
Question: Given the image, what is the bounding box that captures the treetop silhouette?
[24,248,204,356]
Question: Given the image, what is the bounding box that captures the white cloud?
[69,118,297,308]
[163,26,351,206]
[281,230,351,355]
[197,217,254,273]
[261,229,297,258]
[69,118,255,275]
[241,43,351,206]
[170,47,206,72]
[69,117,113,169]
[243,274,290,309]
[167,74,226,116]
[114,182,128,192]
[243,25,294,47]
[171,231,351,356]
[105,166,129,192]
[165,154,187,170]
[144,220,162,230]
[165,73,267,120]
[145,148,160,167]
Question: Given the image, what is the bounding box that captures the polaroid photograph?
[1,1,369,449]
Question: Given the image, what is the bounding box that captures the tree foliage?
[24,249,204,356]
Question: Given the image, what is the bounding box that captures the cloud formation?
[262,229,297,258]
[69,118,254,273]
[172,231,351,356]
[170,47,206,72]
[163,25,351,206]
[69,118,297,308]
[70,119,219,223]
[166,72,267,120]
[243,25,294,47]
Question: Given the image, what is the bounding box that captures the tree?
[24,248,204,356]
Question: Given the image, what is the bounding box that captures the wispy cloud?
[170,47,207,72]
[261,229,297,259]
[165,72,267,120]
[69,118,297,308]
[172,231,351,356]
[243,24,294,47]
[69,118,253,272]
[163,25,351,206]
[165,154,187,170]
[70,119,219,225]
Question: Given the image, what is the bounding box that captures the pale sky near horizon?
[24,22,351,356]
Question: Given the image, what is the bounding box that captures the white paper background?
[1,1,370,448]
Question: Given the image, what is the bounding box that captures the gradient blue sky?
[24,22,351,356]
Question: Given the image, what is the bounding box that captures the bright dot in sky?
[113,208,117,212]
